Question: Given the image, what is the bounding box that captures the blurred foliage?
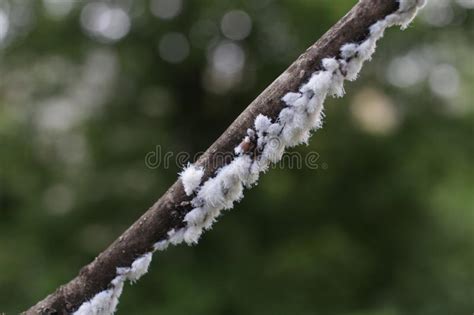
[0,0,473,314]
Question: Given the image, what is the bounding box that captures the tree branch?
[24,1,413,314]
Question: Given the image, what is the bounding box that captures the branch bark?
[25,1,399,314]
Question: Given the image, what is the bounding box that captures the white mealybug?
[180,164,205,196]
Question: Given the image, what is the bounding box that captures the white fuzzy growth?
[153,240,169,251]
[213,171,244,210]
[184,225,203,244]
[180,164,205,196]
[195,155,253,210]
[73,253,152,315]
[72,3,425,314]
[328,72,345,98]
[303,71,332,94]
[195,176,226,209]
[182,155,255,242]
[230,155,255,186]
[168,228,186,245]
[282,92,302,106]
[234,144,243,155]
[255,114,272,132]
[184,207,206,225]
[340,43,358,59]
[279,107,295,125]
[343,57,364,81]
[262,135,286,163]
[73,276,124,315]
[398,0,426,26]
[322,58,339,72]
[127,253,152,282]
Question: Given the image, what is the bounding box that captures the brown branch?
[24,1,399,314]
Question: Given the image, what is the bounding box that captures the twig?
[24,1,422,314]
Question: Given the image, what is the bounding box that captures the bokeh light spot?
[42,0,75,20]
[429,64,460,99]
[0,9,9,44]
[351,88,399,136]
[159,32,190,63]
[386,55,428,88]
[211,41,245,75]
[421,0,454,27]
[150,0,182,20]
[220,10,252,41]
[203,41,246,93]
[80,3,131,43]
[456,0,474,9]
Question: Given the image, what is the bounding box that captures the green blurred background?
[0,0,473,314]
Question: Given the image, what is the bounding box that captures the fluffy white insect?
[183,225,203,244]
[180,164,205,196]
[255,114,272,133]
[73,1,425,313]
[73,281,124,315]
[184,207,206,225]
[126,253,152,282]
[153,239,169,251]
[167,228,186,245]
[74,252,152,314]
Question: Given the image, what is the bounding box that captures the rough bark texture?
[24,1,399,314]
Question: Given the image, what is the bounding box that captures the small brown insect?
[238,137,255,154]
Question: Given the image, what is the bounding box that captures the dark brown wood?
[24,1,399,314]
